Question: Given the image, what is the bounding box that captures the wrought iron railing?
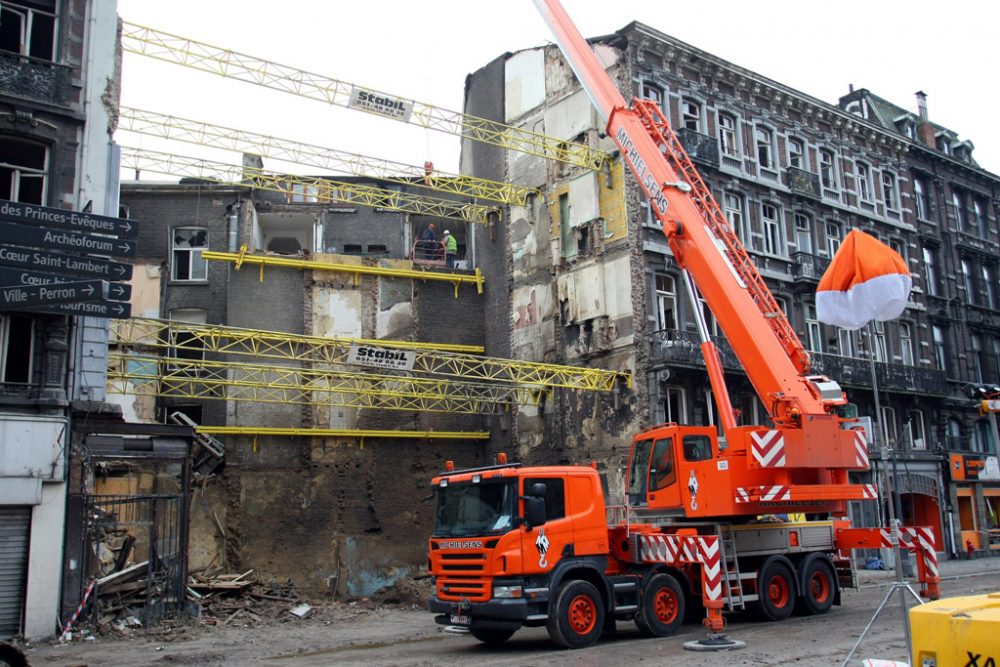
[675,127,720,168]
[786,167,822,199]
[809,352,950,395]
[790,251,830,282]
[648,328,739,368]
[0,51,71,105]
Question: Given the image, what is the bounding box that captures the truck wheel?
[798,554,836,615]
[635,573,685,637]
[753,557,795,622]
[546,579,605,649]
[469,628,516,644]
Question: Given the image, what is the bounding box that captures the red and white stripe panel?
[735,485,791,504]
[750,430,786,467]
[862,484,877,499]
[638,534,682,564]
[854,430,870,469]
[698,537,722,601]
[879,527,939,579]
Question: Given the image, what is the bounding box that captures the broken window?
[681,98,701,132]
[366,244,387,255]
[171,227,208,281]
[343,244,363,254]
[0,313,33,384]
[0,136,47,203]
[0,1,56,60]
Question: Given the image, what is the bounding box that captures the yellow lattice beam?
[118,107,536,207]
[195,426,488,440]
[119,146,497,225]
[121,22,610,171]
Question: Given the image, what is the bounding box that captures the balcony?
[0,51,72,107]
[790,251,830,286]
[809,352,950,395]
[786,167,822,200]
[675,128,719,169]
[649,328,739,369]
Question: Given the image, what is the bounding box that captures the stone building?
[464,22,1000,557]
[0,0,121,639]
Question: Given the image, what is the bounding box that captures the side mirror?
[523,496,546,530]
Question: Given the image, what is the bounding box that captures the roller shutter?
[0,507,31,639]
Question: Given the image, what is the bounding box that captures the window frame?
[654,274,678,331]
[0,135,48,204]
[824,220,842,257]
[805,303,822,353]
[755,125,775,171]
[913,175,930,220]
[761,202,783,257]
[170,226,209,282]
[717,112,739,158]
[0,1,57,61]
[907,410,926,450]
[681,97,702,132]
[787,136,806,170]
[881,171,898,210]
[856,162,873,202]
[819,149,837,190]
[0,313,34,384]
[899,321,914,366]
[794,212,813,254]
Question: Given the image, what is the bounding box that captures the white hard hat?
[443,230,451,235]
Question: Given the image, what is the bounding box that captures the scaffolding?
[121,22,610,171]
[118,107,537,207]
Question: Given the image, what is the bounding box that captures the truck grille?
[440,553,486,573]
[438,577,489,602]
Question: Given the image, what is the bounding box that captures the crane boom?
[533,0,833,424]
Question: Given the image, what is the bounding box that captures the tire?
[752,557,796,622]
[469,627,516,645]
[635,573,685,637]
[798,555,836,615]
[546,580,605,649]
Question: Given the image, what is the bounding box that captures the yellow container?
[910,592,1000,667]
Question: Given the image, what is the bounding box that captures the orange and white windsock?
[816,229,911,329]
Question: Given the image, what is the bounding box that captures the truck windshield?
[433,479,516,538]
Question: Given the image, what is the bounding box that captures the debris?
[288,604,313,619]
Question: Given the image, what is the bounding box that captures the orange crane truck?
[427,0,941,649]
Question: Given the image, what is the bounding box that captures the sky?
[115,0,997,178]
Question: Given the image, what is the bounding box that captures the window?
[932,325,948,372]
[838,328,857,357]
[972,420,993,454]
[649,438,676,491]
[907,410,926,450]
[882,172,898,210]
[0,136,47,204]
[937,136,952,155]
[974,199,989,237]
[655,274,677,331]
[961,258,974,303]
[681,98,701,132]
[684,435,713,462]
[922,246,940,297]
[755,126,774,170]
[761,203,782,256]
[171,227,208,281]
[971,333,985,382]
[724,193,747,246]
[663,386,686,423]
[168,308,207,374]
[881,406,898,449]
[825,221,842,257]
[805,304,822,353]
[953,190,969,231]
[641,82,663,106]
[819,149,836,189]
[787,137,805,170]
[872,320,887,362]
[856,162,872,202]
[982,265,996,309]
[794,213,813,253]
[899,322,914,365]
[0,313,33,383]
[290,183,318,203]
[718,113,739,157]
[913,175,929,220]
[523,478,566,521]
[946,417,963,451]
[698,293,719,336]
[0,1,56,60]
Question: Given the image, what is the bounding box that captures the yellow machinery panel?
[910,592,1000,667]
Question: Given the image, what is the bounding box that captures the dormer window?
[936,136,952,155]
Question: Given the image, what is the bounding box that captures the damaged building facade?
[116,176,493,595]
[464,22,1000,556]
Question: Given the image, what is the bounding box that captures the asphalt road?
[28,556,1000,667]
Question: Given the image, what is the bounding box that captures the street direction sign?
[0,280,108,309]
[19,299,131,319]
[0,244,133,280]
[0,221,136,257]
[0,199,137,237]
[0,267,131,301]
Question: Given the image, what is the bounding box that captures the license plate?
[450,614,470,625]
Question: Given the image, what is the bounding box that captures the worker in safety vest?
[443,229,458,267]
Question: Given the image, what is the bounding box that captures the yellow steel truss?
[121,22,610,171]
[112,318,632,392]
[119,146,498,225]
[118,107,536,207]
[195,426,488,440]
[202,246,484,298]
[109,353,545,415]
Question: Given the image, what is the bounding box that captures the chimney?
[915,90,928,121]
[914,90,935,148]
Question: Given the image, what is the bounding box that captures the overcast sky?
[116,0,997,178]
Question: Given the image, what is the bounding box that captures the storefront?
[948,453,1000,554]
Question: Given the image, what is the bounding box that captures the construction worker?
[419,223,438,261]
[443,229,458,267]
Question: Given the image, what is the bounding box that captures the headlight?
[493,584,523,599]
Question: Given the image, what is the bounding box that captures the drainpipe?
[227,203,240,252]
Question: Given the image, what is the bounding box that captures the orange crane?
[425,0,941,650]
